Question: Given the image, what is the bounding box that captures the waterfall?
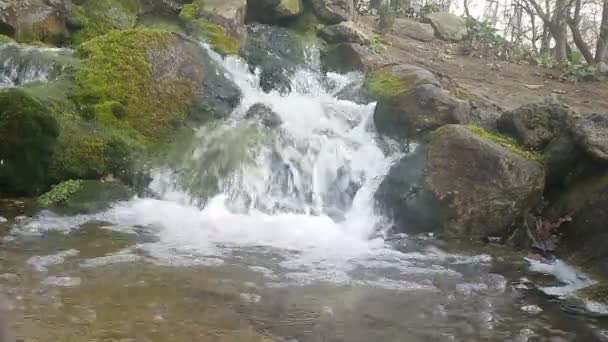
[0,43,73,88]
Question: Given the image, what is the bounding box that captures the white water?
[0,43,72,88]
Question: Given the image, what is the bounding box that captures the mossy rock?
[178,3,240,55]
[70,0,140,44]
[72,29,205,138]
[576,284,608,305]
[0,34,15,43]
[38,180,134,214]
[365,64,439,100]
[0,88,60,196]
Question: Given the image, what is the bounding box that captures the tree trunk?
[568,0,595,64]
[552,0,568,62]
[596,0,608,63]
[541,25,551,54]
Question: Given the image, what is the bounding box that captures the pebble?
[521,305,543,314]
[0,216,7,223]
[14,215,27,221]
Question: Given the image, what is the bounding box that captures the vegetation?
[366,69,413,98]
[466,125,543,161]
[0,34,14,43]
[38,179,84,206]
[70,0,139,44]
[369,34,392,55]
[179,3,240,55]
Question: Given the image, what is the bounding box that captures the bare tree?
[567,0,596,63]
[596,0,608,62]
[523,0,571,61]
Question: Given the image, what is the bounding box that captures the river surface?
[1,42,608,341]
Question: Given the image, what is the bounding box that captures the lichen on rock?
[178,2,241,55]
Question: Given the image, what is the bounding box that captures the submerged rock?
[376,125,545,238]
[245,103,282,128]
[0,88,59,196]
[318,21,369,44]
[38,179,134,214]
[422,12,468,41]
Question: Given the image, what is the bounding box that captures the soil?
[358,15,608,115]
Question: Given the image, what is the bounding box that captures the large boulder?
[240,23,308,92]
[546,173,608,277]
[423,12,467,41]
[366,64,440,99]
[311,0,354,24]
[374,84,471,136]
[321,43,379,73]
[572,113,608,162]
[178,2,243,55]
[391,18,434,42]
[318,21,368,44]
[0,0,70,45]
[70,0,140,44]
[376,125,545,238]
[0,88,59,196]
[246,0,303,23]
[73,29,240,138]
[497,98,575,151]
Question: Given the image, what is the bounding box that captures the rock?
[497,98,575,150]
[572,113,608,162]
[311,0,354,24]
[374,84,471,136]
[543,134,582,187]
[0,88,59,196]
[0,0,70,45]
[246,0,303,23]
[70,0,140,44]
[391,18,434,42]
[318,21,369,44]
[178,2,242,55]
[375,125,545,238]
[423,12,468,41]
[138,0,191,14]
[240,23,308,92]
[245,103,282,128]
[599,62,608,74]
[38,180,133,214]
[546,173,608,277]
[321,43,379,73]
[0,217,6,223]
[366,64,440,100]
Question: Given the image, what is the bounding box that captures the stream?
[1,41,608,341]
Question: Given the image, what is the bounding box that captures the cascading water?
[0,42,73,88]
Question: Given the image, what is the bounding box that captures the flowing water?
[0,43,73,88]
[1,43,608,341]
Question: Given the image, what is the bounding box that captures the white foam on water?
[27,249,79,272]
[526,258,595,297]
[0,43,72,87]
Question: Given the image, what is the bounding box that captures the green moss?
[179,4,239,55]
[38,179,84,206]
[70,0,140,45]
[576,284,608,304]
[136,16,185,33]
[366,69,410,98]
[73,29,192,138]
[0,34,15,43]
[466,125,543,161]
[0,89,60,196]
[276,0,303,17]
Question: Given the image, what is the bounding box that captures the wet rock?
[247,0,303,23]
[497,98,575,151]
[0,0,70,45]
[240,23,307,92]
[391,18,434,42]
[318,21,369,44]
[38,180,134,214]
[193,0,247,41]
[138,0,192,14]
[572,112,608,162]
[245,103,282,128]
[546,173,608,278]
[178,2,242,55]
[543,134,583,187]
[0,88,59,196]
[311,0,354,24]
[422,12,468,41]
[321,43,379,73]
[376,125,545,238]
[0,217,6,224]
[374,84,471,137]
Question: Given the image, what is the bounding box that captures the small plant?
[38,180,84,206]
[369,34,391,55]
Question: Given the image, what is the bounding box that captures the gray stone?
[247,0,303,22]
[376,125,545,238]
[423,12,468,41]
[245,103,282,128]
[572,113,608,162]
[321,43,379,73]
[318,21,369,44]
[311,0,354,24]
[392,18,434,42]
[0,0,70,45]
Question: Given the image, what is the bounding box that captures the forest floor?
[360,16,608,115]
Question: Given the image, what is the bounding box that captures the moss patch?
[70,0,140,44]
[38,179,84,206]
[179,3,239,55]
[366,69,410,98]
[0,34,15,43]
[466,125,543,161]
[0,89,60,196]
